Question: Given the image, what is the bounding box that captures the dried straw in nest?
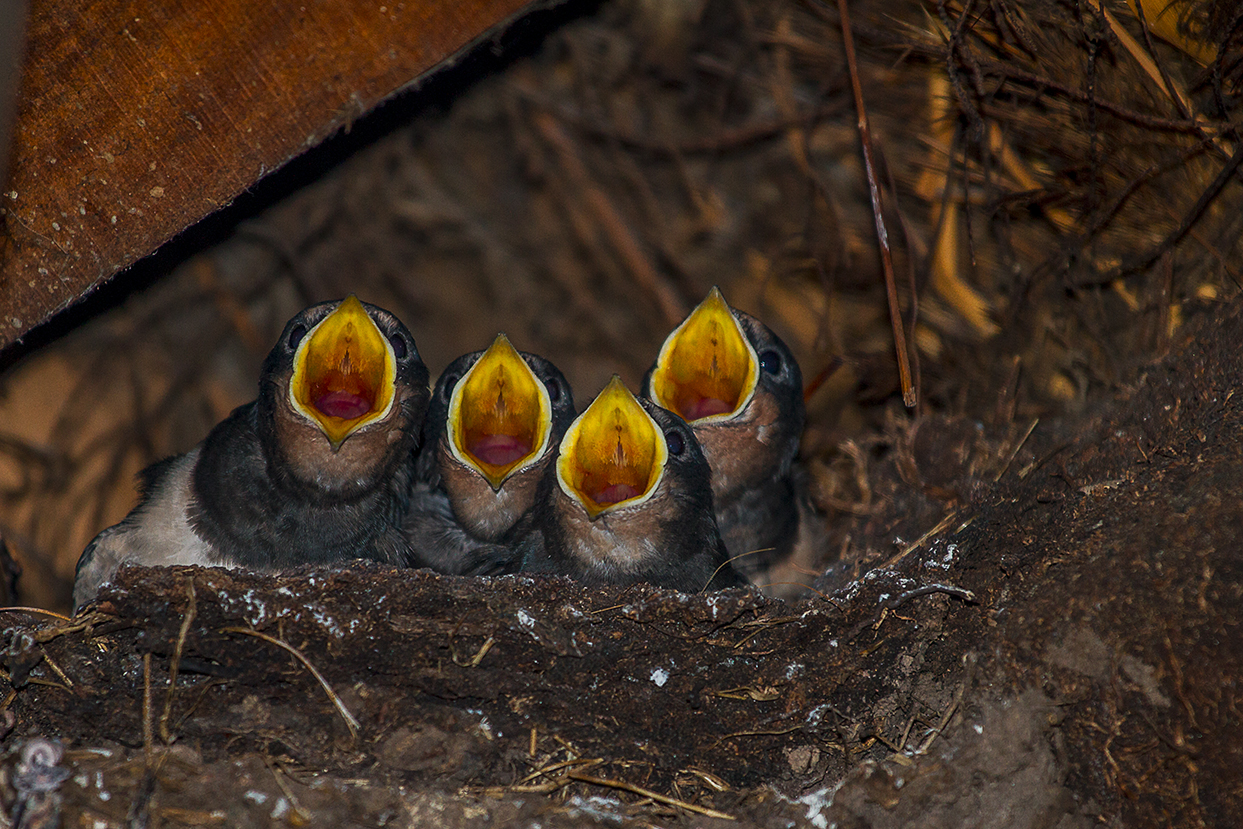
[0,0,1236,610]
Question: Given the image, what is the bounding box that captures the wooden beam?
[0,0,544,351]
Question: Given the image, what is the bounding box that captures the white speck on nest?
[798,786,835,829]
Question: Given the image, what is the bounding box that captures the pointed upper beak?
[289,295,397,450]
[557,376,668,519]
[449,333,553,490]
[648,286,758,424]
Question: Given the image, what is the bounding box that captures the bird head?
[646,286,759,425]
[287,294,399,451]
[447,333,554,491]
[556,376,669,519]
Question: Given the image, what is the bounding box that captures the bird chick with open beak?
[642,287,813,588]
[514,377,742,592]
[402,334,575,575]
[73,296,429,609]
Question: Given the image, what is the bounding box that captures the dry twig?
[916,652,975,754]
[566,771,736,821]
[222,626,360,741]
[532,110,685,327]
[160,579,197,743]
[833,0,917,407]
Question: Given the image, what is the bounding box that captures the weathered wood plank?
[0,0,544,350]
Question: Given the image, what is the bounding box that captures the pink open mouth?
[680,396,734,421]
[590,483,642,506]
[314,391,373,420]
[468,434,532,467]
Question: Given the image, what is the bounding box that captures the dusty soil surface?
[1,303,1238,827]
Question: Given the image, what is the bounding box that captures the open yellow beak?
[557,376,667,519]
[289,295,397,450]
[649,286,758,424]
[449,334,552,490]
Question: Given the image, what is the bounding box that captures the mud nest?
[0,0,1240,825]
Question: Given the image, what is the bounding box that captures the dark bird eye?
[288,323,308,349]
[389,333,408,360]
[759,349,782,374]
[665,429,685,456]
[441,373,461,400]
[545,378,561,402]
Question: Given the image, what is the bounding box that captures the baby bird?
[73,296,429,609]
[420,334,576,540]
[642,287,808,583]
[514,377,742,592]
[404,334,575,575]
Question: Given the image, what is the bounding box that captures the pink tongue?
[591,483,642,505]
[315,391,372,420]
[469,434,532,467]
[682,396,734,420]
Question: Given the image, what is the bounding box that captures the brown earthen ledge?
[0,0,550,351]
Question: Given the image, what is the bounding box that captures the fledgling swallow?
[514,377,742,592]
[642,287,807,582]
[420,334,576,540]
[73,296,430,610]
[403,334,575,575]
[397,484,519,576]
